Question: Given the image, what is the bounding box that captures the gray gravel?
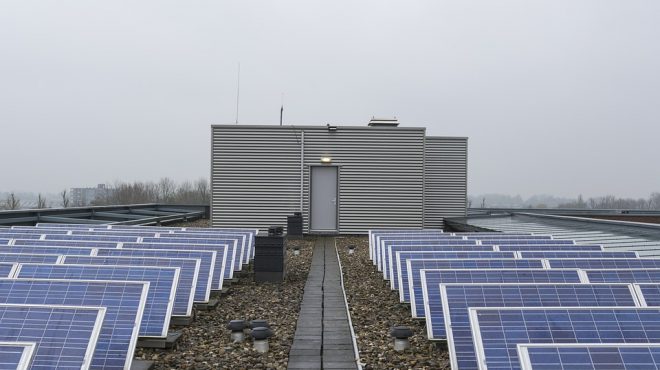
[336,236,450,370]
[136,236,314,369]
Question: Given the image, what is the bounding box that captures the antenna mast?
[235,63,241,124]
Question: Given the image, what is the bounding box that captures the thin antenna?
[235,63,241,124]
[280,93,284,126]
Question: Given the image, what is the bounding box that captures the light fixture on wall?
[320,157,332,164]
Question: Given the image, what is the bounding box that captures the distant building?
[211,119,468,234]
[70,184,111,206]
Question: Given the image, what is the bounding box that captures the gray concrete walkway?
[287,237,358,370]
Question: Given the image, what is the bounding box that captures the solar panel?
[517,343,660,370]
[497,245,603,251]
[414,269,583,319]
[0,239,10,246]
[0,303,105,370]
[519,251,638,259]
[394,251,517,294]
[15,263,177,338]
[70,230,158,238]
[60,255,198,316]
[443,284,641,369]
[1,228,69,235]
[0,263,16,278]
[163,232,249,264]
[0,245,95,256]
[471,307,660,370]
[0,233,41,240]
[371,231,448,264]
[94,248,216,302]
[123,242,230,287]
[584,269,660,284]
[0,253,61,264]
[404,259,546,304]
[44,234,138,242]
[0,342,35,370]
[479,239,576,245]
[369,229,444,260]
[376,236,471,269]
[142,237,242,271]
[0,278,148,370]
[13,239,120,248]
[466,235,553,240]
[383,245,494,280]
[35,223,97,229]
[548,258,660,269]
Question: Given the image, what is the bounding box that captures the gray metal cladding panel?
[211,127,302,231]
[423,137,467,229]
[301,128,426,233]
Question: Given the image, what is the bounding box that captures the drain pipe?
[334,239,364,370]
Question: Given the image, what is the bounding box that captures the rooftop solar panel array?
[367,229,660,369]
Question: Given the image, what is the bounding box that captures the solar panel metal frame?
[0,303,106,370]
[14,263,177,338]
[414,268,585,319]
[444,285,641,369]
[93,247,216,302]
[0,253,63,264]
[548,258,660,269]
[385,245,495,281]
[0,341,36,370]
[470,307,660,370]
[518,251,639,259]
[0,278,148,370]
[406,258,547,304]
[60,255,198,316]
[122,242,229,289]
[517,343,660,370]
[0,245,96,256]
[394,251,518,295]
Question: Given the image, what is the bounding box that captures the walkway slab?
[288,237,358,370]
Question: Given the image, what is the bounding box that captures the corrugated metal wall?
[211,126,303,231]
[211,125,467,234]
[423,136,468,228]
[301,127,425,233]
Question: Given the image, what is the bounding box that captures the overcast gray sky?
[1,0,658,198]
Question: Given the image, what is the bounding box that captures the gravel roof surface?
[136,236,314,369]
[337,236,450,370]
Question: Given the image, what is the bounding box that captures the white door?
[310,166,338,231]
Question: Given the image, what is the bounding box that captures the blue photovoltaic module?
[466,235,553,240]
[368,229,443,260]
[142,237,242,271]
[376,237,473,270]
[44,234,139,243]
[517,343,660,370]
[384,245,494,281]
[94,248,216,302]
[0,342,35,370]
[0,245,95,256]
[404,258,545,304]
[415,268,582,319]
[445,284,640,370]
[0,253,61,264]
[0,304,105,370]
[0,233,41,240]
[496,245,602,251]
[15,263,177,338]
[394,251,517,296]
[479,239,575,245]
[471,307,660,370]
[123,242,230,288]
[519,251,638,259]
[584,269,660,284]
[70,230,158,238]
[14,239,120,248]
[0,263,16,278]
[0,239,10,246]
[162,232,250,264]
[548,258,660,269]
[0,278,148,370]
[60,255,198,316]
[372,232,451,266]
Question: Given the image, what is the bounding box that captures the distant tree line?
[558,193,660,210]
[91,178,210,206]
[0,178,210,210]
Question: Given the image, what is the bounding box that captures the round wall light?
[320,157,332,164]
